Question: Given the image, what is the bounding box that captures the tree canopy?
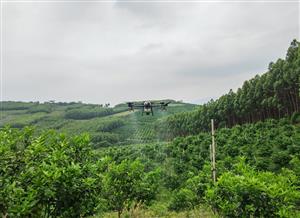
[159,39,300,139]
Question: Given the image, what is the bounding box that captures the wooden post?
[211,119,216,183]
[209,143,212,166]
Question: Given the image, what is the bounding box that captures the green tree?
[205,159,300,217]
[103,159,160,218]
[0,127,104,217]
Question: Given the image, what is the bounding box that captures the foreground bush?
[169,163,212,211]
[168,188,197,211]
[103,159,160,218]
[205,159,300,217]
[0,127,103,217]
[0,127,161,218]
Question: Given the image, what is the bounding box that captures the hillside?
[2,117,300,217]
[0,100,196,147]
[1,40,300,218]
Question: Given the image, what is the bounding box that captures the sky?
[1,0,299,105]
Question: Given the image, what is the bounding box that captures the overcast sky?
[1,1,299,105]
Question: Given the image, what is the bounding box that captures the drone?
[127,101,171,116]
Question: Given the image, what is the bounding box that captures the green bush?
[103,159,160,217]
[64,108,114,120]
[98,119,125,132]
[91,132,120,148]
[205,159,300,217]
[27,104,52,113]
[0,127,104,217]
[168,163,212,211]
[169,188,197,211]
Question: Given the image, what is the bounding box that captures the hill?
[1,40,300,217]
[0,100,196,147]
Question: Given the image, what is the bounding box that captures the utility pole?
[211,119,216,183]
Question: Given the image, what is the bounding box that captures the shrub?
[27,104,52,113]
[168,163,212,211]
[0,127,104,217]
[98,119,125,132]
[103,160,160,218]
[65,108,114,120]
[205,159,300,217]
[169,188,197,211]
[91,132,120,148]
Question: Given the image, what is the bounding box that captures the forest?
[0,40,300,218]
[158,39,300,139]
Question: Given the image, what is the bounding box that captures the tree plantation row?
[0,100,196,147]
[1,118,300,217]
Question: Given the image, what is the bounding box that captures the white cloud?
[2,1,299,105]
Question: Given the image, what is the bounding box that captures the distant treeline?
[0,101,128,120]
[159,39,300,138]
[1,101,111,111]
[64,108,115,120]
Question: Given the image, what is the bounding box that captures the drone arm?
[131,105,145,108]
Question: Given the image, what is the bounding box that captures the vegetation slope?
[0,100,196,147]
[1,40,300,218]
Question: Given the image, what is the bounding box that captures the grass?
[95,205,217,218]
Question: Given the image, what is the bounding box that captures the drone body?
[127,101,171,116]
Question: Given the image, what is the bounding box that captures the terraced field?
[0,101,196,146]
